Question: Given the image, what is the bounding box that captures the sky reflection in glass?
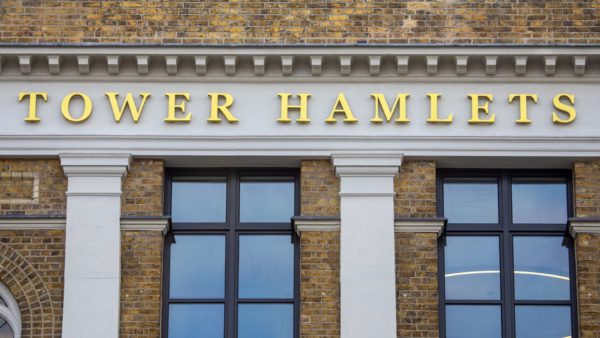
[514,236,570,300]
[170,235,225,298]
[445,236,500,300]
[240,181,294,222]
[444,182,498,224]
[172,181,226,222]
[512,182,567,224]
[238,304,293,338]
[515,305,571,338]
[446,305,501,338]
[239,235,294,299]
[168,304,224,338]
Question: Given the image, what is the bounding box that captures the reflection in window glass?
[512,182,567,224]
[172,180,226,222]
[515,306,571,338]
[443,182,498,224]
[446,305,501,338]
[239,235,294,299]
[240,181,294,222]
[514,236,570,300]
[0,317,13,338]
[445,236,500,300]
[238,304,293,338]
[170,235,225,298]
[168,304,224,338]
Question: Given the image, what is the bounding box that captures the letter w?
[105,92,151,123]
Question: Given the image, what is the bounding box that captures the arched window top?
[0,283,20,338]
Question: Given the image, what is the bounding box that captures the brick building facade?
[0,2,599,338]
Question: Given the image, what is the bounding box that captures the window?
[439,170,577,338]
[0,283,21,338]
[163,169,299,338]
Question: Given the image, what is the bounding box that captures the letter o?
[61,92,92,123]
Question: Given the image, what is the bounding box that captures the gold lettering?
[426,93,453,123]
[105,92,151,123]
[552,94,576,124]
[277,93,311,123]
[370,93,410,124]
[508,94,538,124]
[18,92,47,123]
[207,93,239,123]
[164,93,191,123]
[61,92,92,123]
[468,94,495,124]
[325,93,358,124]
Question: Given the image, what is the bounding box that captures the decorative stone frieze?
[1,47,597,78]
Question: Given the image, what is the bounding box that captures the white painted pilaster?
[60,153,131,338]
[332,152,403,338]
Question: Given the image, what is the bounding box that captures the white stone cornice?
[0,46,599,77]
[0,217,169,234]
[293,217,446,236]
[569,218,600,238]
[394,218,446,237]
[293,217,340,235]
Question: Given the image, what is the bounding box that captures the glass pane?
[515,306,571,338]
[446,305,501,338]
[0,316,14,338]
[512,182,568,224]
[445,236,500,300]
[514,236,571,300]
[170,235,225,298]
[238,304,293,338]
[168,304,224,338]
[443,182,499,224]
[240,181,294,222]
[172,180,226,222]
[239,235,294,298]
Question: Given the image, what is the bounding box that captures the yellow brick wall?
[121,159,164,217]
[0,230,65,338]
[395,160,437,218]
[573,161,600,338]
[0,159,165,338]
[299,160,340,338]
[301,160,339,217]
[299,159,440,338]
[120,230,163,338]
[1,1,598,44]
[0,160,66,216]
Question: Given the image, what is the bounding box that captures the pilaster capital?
[59,153,132,177]
[331,152,403,177]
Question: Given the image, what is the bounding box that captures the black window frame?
[437,169,578,338]
[162,168,300,338]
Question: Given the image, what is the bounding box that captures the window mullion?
[227,172,238,338]
[501,171,515,338]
